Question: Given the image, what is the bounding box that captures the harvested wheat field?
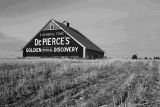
[0,58,160,107]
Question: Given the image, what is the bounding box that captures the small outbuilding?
[22,19,104,58]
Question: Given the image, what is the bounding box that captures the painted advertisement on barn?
[23,29,83,57]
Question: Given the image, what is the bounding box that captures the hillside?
[0,58,160,107]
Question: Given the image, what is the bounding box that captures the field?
[0,58,160,107]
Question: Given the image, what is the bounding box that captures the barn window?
[51,25,53,29]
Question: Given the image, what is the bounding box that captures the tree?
[154,56,160,59]
[132,54,138,59]
[144,57,147,59]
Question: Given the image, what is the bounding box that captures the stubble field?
[0,58,160,107]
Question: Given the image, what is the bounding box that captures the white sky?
[0,0,160,58]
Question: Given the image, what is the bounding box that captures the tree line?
[131,54,160,59]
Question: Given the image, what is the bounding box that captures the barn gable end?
[22,20,84,58]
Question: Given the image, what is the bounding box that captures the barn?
[22,19,104,58]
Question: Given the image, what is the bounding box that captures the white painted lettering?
[65,37,70,45]
[61,37,64,45]
[48,38,51,45]
[43,38,47,45]
[57,38,61,45]
[35,39,39,46]
[53,47,78,53]
[26,48,42,52]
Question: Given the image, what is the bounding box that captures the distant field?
[0,58,160,107]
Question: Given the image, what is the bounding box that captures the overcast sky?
[0,0,160,58]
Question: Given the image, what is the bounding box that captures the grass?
[0,58,160,107]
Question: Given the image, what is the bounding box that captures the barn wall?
[23,29,83,58]
[85,49,104,59]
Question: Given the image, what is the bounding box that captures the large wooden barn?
[22,19,104,58]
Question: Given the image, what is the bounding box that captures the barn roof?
[54,20,104,53]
